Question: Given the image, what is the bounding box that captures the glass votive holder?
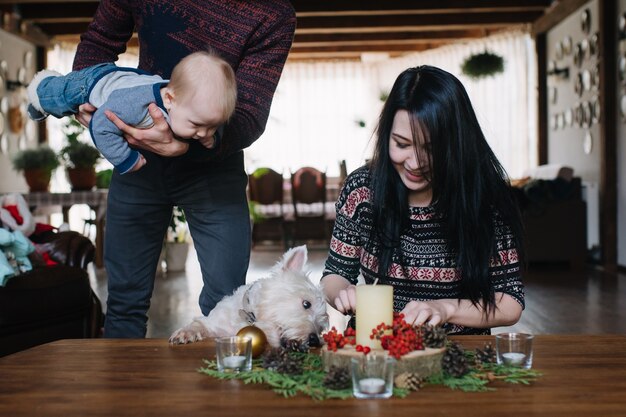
[215,336,252,373]
[350,352,396,399]
[495,332,534,369]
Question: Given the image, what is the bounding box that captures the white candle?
[501,352,526,366]
[358,377,386,394]
[223,355,246,369]
[356,285,393,349]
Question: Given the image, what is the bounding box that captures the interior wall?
[545,0,601,250]
[0,28,38,194]
[618,0,626,267]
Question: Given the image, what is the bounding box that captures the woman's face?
[388,110,433,207]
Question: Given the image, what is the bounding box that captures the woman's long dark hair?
[368,65,524,316]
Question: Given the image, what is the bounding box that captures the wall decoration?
[460,51,505,79]
[582,69,592,91]
[621,95,626,121]
[589,33,599,56]
[556,112,565,129]
[620,13,626,38]
[555,41,564,60]
[575,72,584,96]
[581,38,590,60]
[0,60,7,79]
[591,65,600,90]
[23,51,33,70]
[550,114,558,130]
[562,36,573,55]
[574,43,584,68]
[0,134,7,154]
[620,55,626,82]
[582,101,592,127]
[564,108,574,127]
[581,9,591,34]
[591,98,600,124]
[575,102,584,128]
[0,113,4,136]
[17,67,27,84]
[0,72,4,98]
[583,130,593,154]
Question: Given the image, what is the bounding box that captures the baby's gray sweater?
[88,71,171,174]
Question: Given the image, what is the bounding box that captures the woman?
[321,66,524,334]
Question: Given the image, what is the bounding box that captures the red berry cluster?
[355,344,371,355]
[322,326,356,352]
[370,313,424,359]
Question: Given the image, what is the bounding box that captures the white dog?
[169,245,329,348]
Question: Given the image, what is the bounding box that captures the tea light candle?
[358,377,385,394]
[223,355,246,369]
[356,284,393,349]
[501,352,526,366]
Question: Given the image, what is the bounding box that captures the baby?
[27,51,237,174]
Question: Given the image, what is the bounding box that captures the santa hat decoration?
[0,193,36,236]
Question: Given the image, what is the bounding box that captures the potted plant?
[11,146,60,192]
[59,118,101,190]
[162,206,190,272]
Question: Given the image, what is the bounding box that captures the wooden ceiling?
[0,0,556,60]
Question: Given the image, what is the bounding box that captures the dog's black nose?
[308,333,321,347]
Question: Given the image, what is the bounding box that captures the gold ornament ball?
[237,325,268,358]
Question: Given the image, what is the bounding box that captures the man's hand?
[105,103,189,157]
[76,103,97,127]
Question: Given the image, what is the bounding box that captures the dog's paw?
[169,320,210,345]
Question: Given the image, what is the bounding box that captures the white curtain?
[47,31,537,183]
[248,30,538,179]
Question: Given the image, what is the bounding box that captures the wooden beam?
[291,0,551,15]
[14,2,97,20]
[532,0,591,35]
[293,29,490,46]
[296,12,544,34]
[290,43,434,54]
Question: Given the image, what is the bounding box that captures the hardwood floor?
[89,243,626,338]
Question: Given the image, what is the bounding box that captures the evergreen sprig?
[199,349,542,399]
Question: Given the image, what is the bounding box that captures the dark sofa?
[0,231,103,357]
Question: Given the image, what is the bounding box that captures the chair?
[247,168,287,247]
[289,167,330,244]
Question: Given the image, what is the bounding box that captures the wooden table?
[1,335,625,417]
[23,190,107,268]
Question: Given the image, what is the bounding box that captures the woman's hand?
[321,274,357,315]
[401,299,456,326]
[333,284,357,315]
[105,103,189,157]
[75,103,97,127]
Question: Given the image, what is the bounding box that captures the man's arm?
[217,7,296,158]
[73,0,134,70]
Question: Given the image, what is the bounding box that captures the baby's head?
[162,50,237,141]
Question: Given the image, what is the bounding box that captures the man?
[73,0,296,337]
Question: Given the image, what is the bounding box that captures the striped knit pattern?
[73,0,296,159]
[323,166,524,335]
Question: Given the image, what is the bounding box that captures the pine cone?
[394,372,424,391]
[474,342,497,366]
[422,324,447,348]
[441,342,470,377]
[280,338,310,353]
[323,366,351,390]
[276,354,303,375]
[261,347,286,370]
